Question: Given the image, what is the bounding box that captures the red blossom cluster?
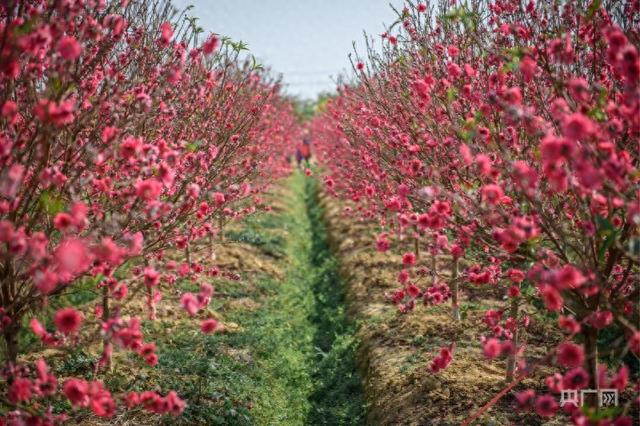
[0,0,299,422]
[311,0,638,423]
[429,345,454,373]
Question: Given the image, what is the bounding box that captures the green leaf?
[48,77,63,95]
[444,6,463,22]
[458,129,473,142]
[14,19,35,37]
[522,283,536,297]
[582,404,622,421]
[595,215,614,235]
[250,56,263,71]
[598,231,619,263]
[504,56,520,72]
[597,86,608,107]
[185,142,199,152]
[227,40,249,53]
[585,0,601,21]
[93,274,105,286]
[447,87,457,102]
[589,107,606,121]
[39,191,65,216]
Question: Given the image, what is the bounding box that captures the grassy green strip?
[303,175,366,426]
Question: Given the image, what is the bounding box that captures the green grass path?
[149,172,365,425]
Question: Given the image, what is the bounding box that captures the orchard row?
[311,1,639,424]
[0,0,299,423]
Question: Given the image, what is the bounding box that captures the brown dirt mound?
[319,193,564,426]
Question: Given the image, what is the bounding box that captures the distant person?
[296,137,312,169]
[295,147,304,167]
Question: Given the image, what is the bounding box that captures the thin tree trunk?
[147,286,156,321]
[144,259,156,321]
[583,325,599,408]
[506,297,519,381]
[2,320,19,366]
[101,285,112,370]
[1,265,19,365]
[451,257,460,321]
[431,249,438,285]
[414,236,420,261]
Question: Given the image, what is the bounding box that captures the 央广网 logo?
[559,389,618,407]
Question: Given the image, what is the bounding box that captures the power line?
[279,70,343,75]
[285,81,336,87]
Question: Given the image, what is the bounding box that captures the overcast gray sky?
[171,0,404,100]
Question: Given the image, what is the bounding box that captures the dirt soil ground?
[319,192,571,426]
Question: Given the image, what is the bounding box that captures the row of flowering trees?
[311,0,638,423]
[0,0,297,423]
